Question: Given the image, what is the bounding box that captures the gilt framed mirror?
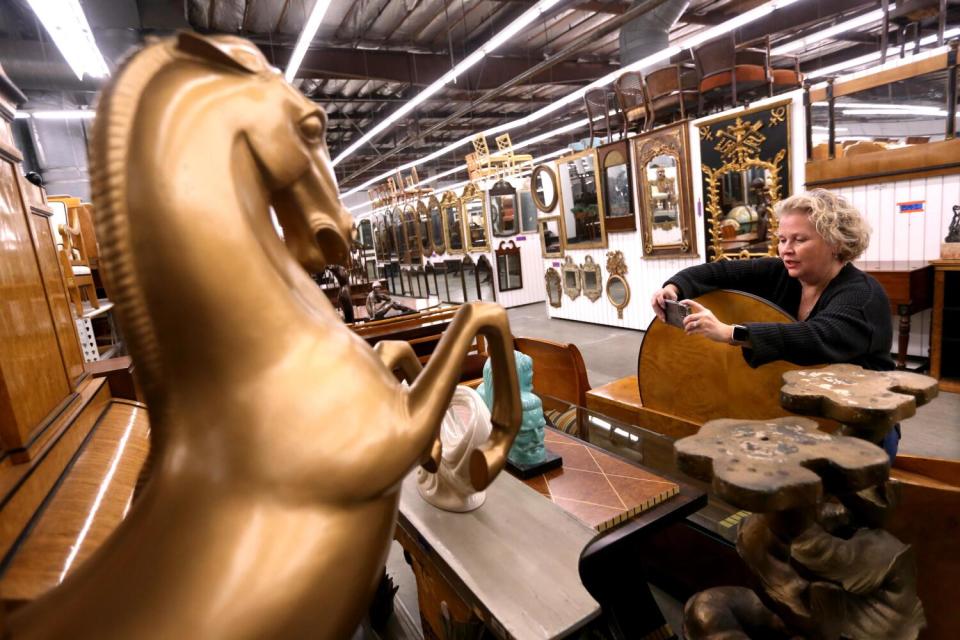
[632,122,696,259]
[428,195,445,255]
[581,255,602,302]
[392,206,408,263]
[489,179,518,237]
[417,199,432,257]
[441,191,464,254]
[605,250,630,319]
[545,267,562,308]
[531,164,558,213]
[461,183,490,252]
[598,140,636,232]
[402,204,422,265]
[495,240,523,292]
[561,255,581,301]
[556,149,607,251]
[538,216,563,258]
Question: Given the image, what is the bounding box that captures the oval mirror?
[531,164,558,212]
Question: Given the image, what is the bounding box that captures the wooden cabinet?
[930,259,960,393]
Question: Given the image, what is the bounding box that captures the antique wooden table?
[857,260,934,369]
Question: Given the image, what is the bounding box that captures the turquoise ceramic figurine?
[479,351,547,466]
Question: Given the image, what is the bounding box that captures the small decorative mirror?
[476,255,496,302]
[417,200,432,256]
[428,195,445,255]
[561,255,581,301]
[557,149,607,250]
[598,140,636,232]
[545,267,562,308]
[441,191,464,254]
[581,255,602,302]
[495,240,523,292]
[461,184,490,252]
[519,189,538,233]
[538,216,563,258]
[634,122,696,258]
[605,250,630,319]
[531,164,558,213]
[489,179,518,237]
[403,204,422,264]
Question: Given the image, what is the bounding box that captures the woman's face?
[777,211,839,284]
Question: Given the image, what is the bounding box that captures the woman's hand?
[682,300,734,344]
[650,284,680,321]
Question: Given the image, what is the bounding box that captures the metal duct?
[618,0,690,69]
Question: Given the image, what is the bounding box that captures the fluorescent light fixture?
[284,0,334,82]
[771,7,890,55]
[14,112,31,119]
[22,109,96,120]
[811,125,848,131]
[842,108,948,116]
[807,27,960,78]
[26,0,109,80]
[341,0,803,195]
[332,0,564,166]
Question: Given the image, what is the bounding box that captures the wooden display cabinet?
[930,259,960,393]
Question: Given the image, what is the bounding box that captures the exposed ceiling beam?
[311,95,551,105]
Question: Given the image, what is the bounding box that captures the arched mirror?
[496,241,522,292]
[538,216,563,258]
[384,212,398,262]
[403,204,422,265]
[545,268,562,308]
[519,188,538,233]
[605,250,630,319]
[581,255,602,302]
[489,179,518,237]
[598,140,635,232]
[462,255,479,301]
[417,200,432,256]
[358,218,375,250]
[476,255,496,302]
[428,196,446,255]
[561,255,581,301]
[441,191,464,254]
[392,207,406,262]
[461,184,490,252]
[634,122,697,258]
[557,149,607,250]
[531,164,558,213]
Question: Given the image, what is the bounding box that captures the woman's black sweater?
[666,258,895,371]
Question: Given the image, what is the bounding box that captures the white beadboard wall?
[839,175,960,357]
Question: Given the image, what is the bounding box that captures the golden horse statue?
[6,32,520,639]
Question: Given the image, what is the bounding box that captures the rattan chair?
[613,71,648,137]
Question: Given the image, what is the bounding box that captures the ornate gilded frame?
[427,195,445,255]
[538,215,563,258]
[545,267,562,308]
[580,255,602,302]
[561,255,581,301]
[461,183,491,252]
[597,140,636,232]
[632,121,696,259]
[605,250,630,319]
[531,164,559,212]
[416,199,432,256]
[556,148,608,251]
[402,203,421,264]
[440,190,465,255]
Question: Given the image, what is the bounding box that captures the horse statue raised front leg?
[6,32,520,639]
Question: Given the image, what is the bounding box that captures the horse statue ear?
[175,31,264,74]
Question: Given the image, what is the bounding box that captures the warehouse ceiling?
[0,0,957,193]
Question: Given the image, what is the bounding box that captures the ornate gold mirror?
[538,216,563,258]
[605,250,630,319]
[402,204,421,264]
[531,164,558,212]
[581,255,602,302]
[545,267,562,308]
[388,208,401,261]
[461,183,490,252]
[441,190,464,254]
[633,122,696,259]
[598,140,635,232]
[561,255,581,301]
[428,195,445,255]
[557,149,607,250]
[495,240,522,292]
[489,179,518,237]
[417,199,432,256]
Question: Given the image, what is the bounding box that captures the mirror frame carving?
[461,183,491,253]
[605,250,630,319]
[495,240,523,292]
[531,164,559,213]
[538,215,563,258]
[556,148,608,251]
[580,255,602,302]
[545,267,562,308]
[427,195,445,256]
[416,199,432,256]
[561,255,581,301]
[440,190,465,255]
[632,121,697,259]
[597,140,636,232]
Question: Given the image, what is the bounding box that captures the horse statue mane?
[6,32,521,639]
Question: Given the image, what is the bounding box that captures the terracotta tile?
[545,468,623,509]
[546,441,601,472]
[553,497,623,531]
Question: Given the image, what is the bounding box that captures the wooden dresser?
[930,259,960,393]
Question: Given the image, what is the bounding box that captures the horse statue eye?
[299,114,325,142]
